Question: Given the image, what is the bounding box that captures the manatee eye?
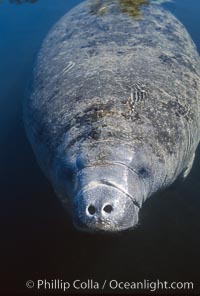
[138,167,149,178]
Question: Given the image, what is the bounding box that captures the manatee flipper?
[182,153,195,179]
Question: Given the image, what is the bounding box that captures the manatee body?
[24,0,200,232]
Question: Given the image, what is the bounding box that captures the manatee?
[24,0,200,232]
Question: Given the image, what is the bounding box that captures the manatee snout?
[73,165,140,232]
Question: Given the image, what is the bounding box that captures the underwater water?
[1,0,200,295]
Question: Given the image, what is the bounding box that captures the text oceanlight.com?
[26,279,194,292]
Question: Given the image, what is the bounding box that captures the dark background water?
[1,0,200,295]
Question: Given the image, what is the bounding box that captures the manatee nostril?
[103,204,113,213]
[87,205,96,215]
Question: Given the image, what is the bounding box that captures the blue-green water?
[1,0,200,295]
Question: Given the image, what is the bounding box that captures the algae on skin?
[119,0,149,18]
[89,0,150,18]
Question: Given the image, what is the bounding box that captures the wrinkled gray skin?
[24,0,200,232]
